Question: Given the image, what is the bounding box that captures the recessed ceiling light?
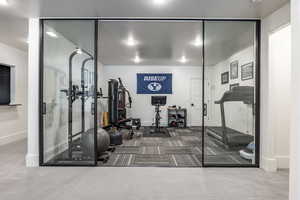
[0,0,8,6]
[133,54,141,63]
[123,35,138,47]
[179,55,188,63]
[153,0,168,6]
[191,35,202,47]
[46,31,58,38]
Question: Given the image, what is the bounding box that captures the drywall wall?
[100,46,255,131]
[269,25,291,169]
[0,42,27,146]
[261,2,290,171]
[290,1,300,199]
[206,46,255,135]
[27,18,40,167]
[100,65,203,126]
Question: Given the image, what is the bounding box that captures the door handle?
[42,102,47,115]
[91,102,95,115]
[203,103,207,116]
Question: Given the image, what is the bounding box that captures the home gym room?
[40,19,259,167]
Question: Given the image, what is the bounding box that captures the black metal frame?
[39,18,261,168]
[202,20,260,168]
[39,19,99,166]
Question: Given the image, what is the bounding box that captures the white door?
[190,77,202,126]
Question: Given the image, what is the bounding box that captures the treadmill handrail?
[215,86,254,105]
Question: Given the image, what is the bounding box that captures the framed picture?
[221,72,229,84]
[230,83,239,90]
[230,60,239,79]
[241,62,254,81]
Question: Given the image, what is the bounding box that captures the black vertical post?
[81,58,93,134]
[68,51,77,159]
[39,19,45,166]
[81,61,85,134]
[94,20,99,165]
[220,103,227,144]
[255,20,261,167]
[202,20,205,166]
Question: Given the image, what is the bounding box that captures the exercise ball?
[97,128,110,154]
[82,128,110,155]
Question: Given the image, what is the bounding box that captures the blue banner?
[137,73,172,94]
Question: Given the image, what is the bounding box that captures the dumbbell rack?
[168,108,187,128]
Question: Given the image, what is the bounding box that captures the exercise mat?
[142,127,171,138]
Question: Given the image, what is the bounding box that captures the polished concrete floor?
[0,139,289,200]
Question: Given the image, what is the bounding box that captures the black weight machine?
[100,78,140,142]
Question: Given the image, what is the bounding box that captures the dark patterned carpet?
[98,127,250,167]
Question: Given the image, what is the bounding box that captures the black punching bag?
[108,79,119,124]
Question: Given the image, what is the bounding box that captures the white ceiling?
[99,21,203,66]
[45,20,254,66]
[98,21,254,66]
[0,0,289,51]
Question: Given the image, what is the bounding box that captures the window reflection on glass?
[42,20,96,166]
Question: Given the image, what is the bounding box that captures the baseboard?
[44,141,68,162]
[142,121,153,126]
[26,141,68,166]
[0,130,26,146]
[276,155,290,169]
[26,153,39,167]
[142,121,168,127]
[261,156,277,172]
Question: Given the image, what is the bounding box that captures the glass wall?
[40,19,259,167]
[41,20,97,166]
[203,21,258,166]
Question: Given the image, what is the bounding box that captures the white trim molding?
[261,156,277,172]
[276,155,290,169]
[26,153,39,167]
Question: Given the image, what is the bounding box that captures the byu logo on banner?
[147,82,162,92]
[137,73,172,94]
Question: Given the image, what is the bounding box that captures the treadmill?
[206,86,254,148]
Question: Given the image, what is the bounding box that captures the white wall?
[27,18,40,167]
[261,3,290,171]
[0,42,27,146]
[269,25,291,169]
[290,0,300,199]
[101,65,202,126]
[102,46,254,135]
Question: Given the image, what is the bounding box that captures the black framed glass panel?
[41,20,97,166]
[203,20,259,166]
[39,18,260,168]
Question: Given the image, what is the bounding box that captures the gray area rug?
[98,127,251,167]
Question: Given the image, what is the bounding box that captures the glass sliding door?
[41,20,98,166]
[203,20,259,166]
